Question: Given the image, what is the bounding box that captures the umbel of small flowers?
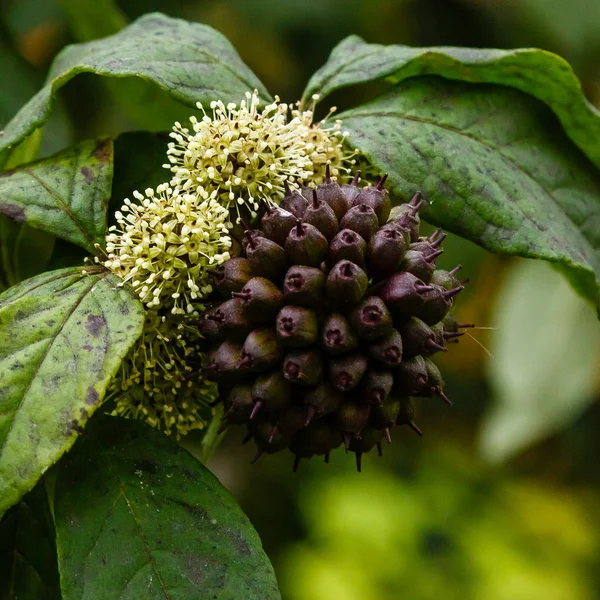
[104,183,232,315]
[164,90,356,223]
[108,310,217,438]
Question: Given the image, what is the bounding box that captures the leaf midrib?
[24,169,96,250]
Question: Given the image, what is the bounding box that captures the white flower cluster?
[109,311,217,438]
[105,183,231,315]
[165,91,354,222]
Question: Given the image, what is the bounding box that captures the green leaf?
[53,415,281,600]
[0,480,61,600]
[303,36,600,170]
[479,260,600,462]
[0,267,144,516]
[0,138,113,252]
[0,12,271,155]
[339,78,600,309]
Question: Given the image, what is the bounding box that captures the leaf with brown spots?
[0,139,113,252]
[339,78,600,310]
[54,416,281,600]
[0,267,144,516]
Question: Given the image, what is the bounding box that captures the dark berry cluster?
[200,169,470,471]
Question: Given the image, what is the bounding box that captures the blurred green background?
[2,0,600,597]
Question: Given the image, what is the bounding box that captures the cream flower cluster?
[164,91,354,221]
[105,183,231,315]
[109,311,217,438]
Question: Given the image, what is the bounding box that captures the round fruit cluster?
[199,170,469,471]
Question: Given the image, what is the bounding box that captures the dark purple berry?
[322,313,358,355]
[339,204,379,241]
[329,352,368,392]
[328,229,367,268]
[282,265,326,308]
[275,305,319,348]
[285,220,329,267]
[232,277,283,322]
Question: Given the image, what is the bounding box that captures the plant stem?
[199,404,226,464]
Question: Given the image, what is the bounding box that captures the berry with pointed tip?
[367,329,403,367]
[395,397,423,436]
[250,371,293,419]
[232,277,283,322]
[316,165,351,221]
[220,384,254,431]
[283,349,324,386]
[353,174,391,225]
[204,298,251,342]
[275,305,319,348]
[328,228,367,269]
[329,352,368,391]
[370,398,401,444]
[418,284,463,325]
[282,265,325,308]
[350,296,393,341]
[339,204,379,241]
[303,189,339,240]
[280,184,308,218]
[420,358,452,406]
[341,170,362,205]
[336,401,371,451]
[409,229,447,256]
[206,340,245,380]
[401,316,448,357]
[368,227,408,279]
[269,405,308,441]
[394,355,430,395]
[290,419,342,470]
[392,193,424,241]
[377,271,432,316]
[249,420,292,463]
[349,427,385,472]
[326,260,368,309]
[261,206,297,246]
[431,265,465,291]
[212,257,254,298]
[362,369,394,406]
[322,313,358,355]
[285,220,329,267]
[400,249,443,283]
[441,313,472,343]
[244,233,287,281]
[239,328,282,372]
[303,382,344,423]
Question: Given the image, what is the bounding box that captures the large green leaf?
[0,267,144,516]
[303,36,600,170]
[480,260,600,462]
[0,12,271,155]
[0,139,113,252]
[54,416,281,600]
[0,480,61,600]
[339,78,600,308]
